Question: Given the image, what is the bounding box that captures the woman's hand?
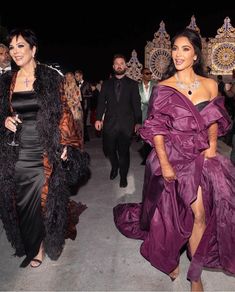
[203,148,217,160]
[153,135,176,182]
[61,146,67,161]
[5,115,22,132]
[161,162,177,182]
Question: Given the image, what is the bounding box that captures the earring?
[193,57,197,61]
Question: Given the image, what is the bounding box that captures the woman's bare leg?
[189,186,206,292]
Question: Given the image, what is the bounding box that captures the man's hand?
[134,123,142,134]
[95,120,103,131]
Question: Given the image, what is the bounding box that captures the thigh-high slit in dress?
[113,85,235,282]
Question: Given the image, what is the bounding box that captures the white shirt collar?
[0,66,11,74]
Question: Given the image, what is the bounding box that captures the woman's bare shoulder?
[199,76,217,86]
[159,76,175,86]
[199,76,218,99]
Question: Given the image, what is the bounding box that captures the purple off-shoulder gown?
[113,85,235,281]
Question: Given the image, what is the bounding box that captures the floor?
[0,128,234,291]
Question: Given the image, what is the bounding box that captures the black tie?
[1,69,5,74]
[115,80,121,102]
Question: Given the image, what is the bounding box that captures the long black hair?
[162,28,205,80]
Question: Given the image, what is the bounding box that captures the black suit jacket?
[79,80,92,111]
[96,76,142,136]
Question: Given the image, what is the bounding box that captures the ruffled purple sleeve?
[201,96,232,137]
[139,86,172,146]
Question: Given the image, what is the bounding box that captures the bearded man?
[95,54,142,188]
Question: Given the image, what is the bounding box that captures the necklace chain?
[175,73,200,95]
[19,70,34,87]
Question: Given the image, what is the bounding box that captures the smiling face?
[172,36,197,72]
[9,35,36,68]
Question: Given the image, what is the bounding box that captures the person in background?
[90,82,99,127]
[64,71,83,129]
[75,69,92,142]
[0,43,11,75]
[205,65,211,77]
[113,28,235,291]
[217,74,234,146]
[95,54,142,188]
[217,75,225,95]
[96,79,103,92]
[217,74,233,117]
[138,68,156,165]
[224,75,235,164]
[0,28,86,268]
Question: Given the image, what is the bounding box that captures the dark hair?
[0,43,9,51]
[65,71,75,76]
[7,28,38,51]
[141,67,151,74]
[162,28,205,80]
[232,69,235,78]
[113,54,126,63]
[75,69,83,75]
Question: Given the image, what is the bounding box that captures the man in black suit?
[95,54,142,187]
[75,69,92,142]
[0,43,11,75]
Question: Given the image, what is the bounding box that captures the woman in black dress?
[0,28,86,268]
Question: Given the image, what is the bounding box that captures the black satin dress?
[12,91,45,267]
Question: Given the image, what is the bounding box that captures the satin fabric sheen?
[12,91,45,266]
[113,85,235,281]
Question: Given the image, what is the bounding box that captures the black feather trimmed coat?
[0,64,86,261]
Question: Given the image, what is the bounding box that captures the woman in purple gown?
[113,28,235,291]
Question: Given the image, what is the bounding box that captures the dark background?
[1,3,234,81]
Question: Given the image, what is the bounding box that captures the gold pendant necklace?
[175,73,200,96]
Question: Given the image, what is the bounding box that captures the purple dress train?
[113,85,235,281]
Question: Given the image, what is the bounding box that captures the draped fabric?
[113,85,235,281]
